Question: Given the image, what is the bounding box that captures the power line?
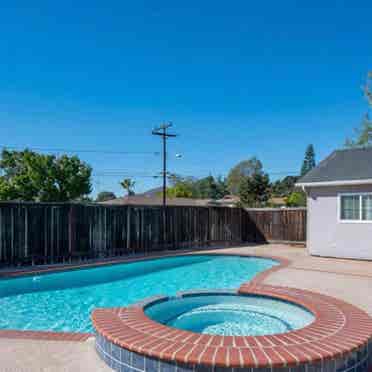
[92,170,299,178]
[93,174,161,178]
[94,170,159,175]
[1,145,159,156]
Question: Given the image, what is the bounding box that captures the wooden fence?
[0,203,306,266]
[243,208,307,243]
[0,203,243,266]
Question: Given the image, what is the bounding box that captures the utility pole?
[152,123,177,208]
[152,123,177,246]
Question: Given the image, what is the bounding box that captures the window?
[362,195,372,220]
[340,195,360,220]
[339,193,372,222]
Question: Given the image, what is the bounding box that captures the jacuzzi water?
[145,294,315,336]
[0,255,277,333]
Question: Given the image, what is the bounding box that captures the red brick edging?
[92,286,372,368]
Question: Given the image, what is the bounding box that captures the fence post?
[68,204,76,262]
[207,207,211,246]
[126,206,131,253]
[239,207,242,243]
[24,206,29,264]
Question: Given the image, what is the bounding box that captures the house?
[297,147,372,260]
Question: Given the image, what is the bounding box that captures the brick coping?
[92,286,372,368]
[0,251,288,342]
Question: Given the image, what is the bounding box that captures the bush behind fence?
[0,203,306,266]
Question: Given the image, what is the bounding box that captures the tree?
[167,182,194,198]
[300,145,316,176]
[166,175,196,198]
[165,174,229,200]
[0,149,92,201]
[345,71,372,147]
[120,178,135,196]
[227,157,263,195]
[215,176,229,199]
[238,172,270,207]
[285,191,306,207]
[52,155,92,201]
[345,119,372,148]
[194,176,226,200]
[272,176,299,197]
[194,176,215,198]
[96,191,116,202]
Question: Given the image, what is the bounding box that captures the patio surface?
[1,243,372,371]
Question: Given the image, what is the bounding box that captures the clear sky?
[1,1,371,197]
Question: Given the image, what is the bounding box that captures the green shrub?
[285,191,306,207]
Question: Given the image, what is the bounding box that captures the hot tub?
[144,291,315,336]
[92,286,372,372]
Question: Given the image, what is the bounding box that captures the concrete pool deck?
[1,243,372,371]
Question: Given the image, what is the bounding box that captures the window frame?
[338,192,372,223]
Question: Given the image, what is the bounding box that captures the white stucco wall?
[307,184,372,260]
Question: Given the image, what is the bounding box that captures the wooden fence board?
[243,208,306,243]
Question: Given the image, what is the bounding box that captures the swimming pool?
[0,254,277,333]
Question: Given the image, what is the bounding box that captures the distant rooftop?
[100,195,210,206]
[100,194,239,207]
[139,187,163,197]
[297,147,372,185]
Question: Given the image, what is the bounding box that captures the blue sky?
[1,1,371,197]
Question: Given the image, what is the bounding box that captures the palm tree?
[120,178,135,196]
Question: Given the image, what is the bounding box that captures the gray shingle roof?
[297,147,372,184]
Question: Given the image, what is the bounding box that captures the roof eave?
[296,178,372,188]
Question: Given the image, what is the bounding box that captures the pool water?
[0,255,277,333]
[145,294,315,336]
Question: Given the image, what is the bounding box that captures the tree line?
[163,146,314,208]
[0,146,315,207]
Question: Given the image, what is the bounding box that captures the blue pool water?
[0,255,277,333]
[145,294,314,336]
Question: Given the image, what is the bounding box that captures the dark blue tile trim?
[95,332,372,372]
